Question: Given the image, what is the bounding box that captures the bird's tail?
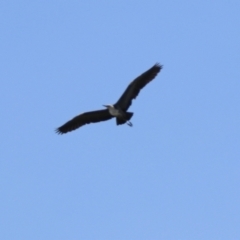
[116,112,134,125]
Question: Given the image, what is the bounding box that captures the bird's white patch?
[108,107,121,117]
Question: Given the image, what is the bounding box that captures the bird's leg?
[127,121,133,127]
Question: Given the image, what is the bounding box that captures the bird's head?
[103,104,113,109]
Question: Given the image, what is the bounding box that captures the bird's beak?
[103,105,107,108]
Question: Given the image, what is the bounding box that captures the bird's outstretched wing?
[56,109,113,134]
[115,63,163,111]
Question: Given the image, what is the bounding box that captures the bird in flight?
[56,63,163,134]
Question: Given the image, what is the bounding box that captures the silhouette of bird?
[56,63,163,134]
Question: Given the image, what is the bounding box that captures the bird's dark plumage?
[56,63,163,134]
[115,63,162,111]
[56,109,113,134]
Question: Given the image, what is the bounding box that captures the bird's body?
[56,63,163,134]
[103,104,134,126]
[105,105,121,117]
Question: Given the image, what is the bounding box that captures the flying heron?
[56,63,163,134]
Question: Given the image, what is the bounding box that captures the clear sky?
[1,1,239,239]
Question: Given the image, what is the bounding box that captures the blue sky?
[1,1,239,239]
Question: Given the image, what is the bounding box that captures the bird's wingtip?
[55,128,64,135]
[155,63,163,69]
